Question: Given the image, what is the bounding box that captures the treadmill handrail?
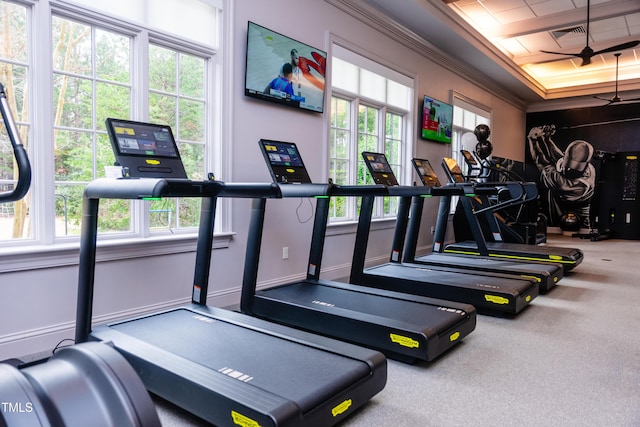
[0,83,31,204]
[84,178,282,200]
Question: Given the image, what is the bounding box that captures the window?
[449,95,491,212]
[0,0,220,249]
[451,96,491,177]
[329,45,413,222]
[0,0,30,242]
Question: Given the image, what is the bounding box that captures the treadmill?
[75,123,387,427]
[240,139,477,364]
[349,152,539,316]
[440,157,584,272]
[401,158,563,293]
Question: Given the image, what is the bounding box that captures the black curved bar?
[0,83,31,204]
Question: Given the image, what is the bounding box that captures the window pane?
[453,106,464,127]
[178,99,205,141]
[52,17,91,76]
[97,133,116,177]
[149,45,176,93]
[463,110,475,129]
[98,198,132,233]
[95,29,130,83]
[149,46,207,232]
[179,142,205,181]
[387,80,410,110]
[331,97,350,129]
[149,92,177,127]
[332,57,358,93]
[0,1,30,242]
[96,82,130,130]
[53,76,92,129]
[54,184,84,236]
[359,69,385,102]
[54,130,93,181]
[0,2,28,62]
[179,53,205,98]
[0,124,30,240]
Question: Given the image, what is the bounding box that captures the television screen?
[421,96,453,143]
[244,21,326,113]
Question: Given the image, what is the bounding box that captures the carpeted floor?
[153,235,640,426]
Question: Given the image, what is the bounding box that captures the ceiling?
[354,0,640,106]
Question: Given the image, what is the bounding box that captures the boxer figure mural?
[527,124,596,231]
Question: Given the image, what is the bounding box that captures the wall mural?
[525,103,640,232]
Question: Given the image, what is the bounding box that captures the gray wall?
[0,0,528,359]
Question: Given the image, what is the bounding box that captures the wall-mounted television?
[421,96,453,143]
[244,21,326,114]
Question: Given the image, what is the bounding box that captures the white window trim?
[326,35,416,224]
[0,0,231,269]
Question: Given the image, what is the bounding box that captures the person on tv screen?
[265,62,295,98]
[280,49,302,97]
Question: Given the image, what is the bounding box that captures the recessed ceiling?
[447,0,640,91]
[352,0,640,105]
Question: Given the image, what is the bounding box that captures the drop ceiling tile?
[478,0,528,14]
[493,7,536,25]
[528,0,576,17]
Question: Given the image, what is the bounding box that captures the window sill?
[0,232,234,273]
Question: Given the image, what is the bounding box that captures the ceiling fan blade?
[619,97,640,103]
[592,40,640,56]
[540,49,582,57]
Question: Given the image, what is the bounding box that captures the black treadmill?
[401,158,563,293]
[75,179,387,426]
[240,140,477,364]
[440,157,584,272]
[348,152,539,316]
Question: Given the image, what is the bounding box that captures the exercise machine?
[240,140,477,363]
[402,158,562,293]
[75,124,387,426]
[348,152,539,316]
[441,157,583,272]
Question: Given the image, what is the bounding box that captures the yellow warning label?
[332,399,352,417]
[390,333,420,348]
[231,411,261,427]
[548,255,563,260]
[484,294,509,305]
[145,159,160,165]
[449,331,460,342]
[526,295,531,302]
[286,168,295,173]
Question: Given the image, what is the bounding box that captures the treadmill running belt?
[109,308,369,412]
[258,282,469,333]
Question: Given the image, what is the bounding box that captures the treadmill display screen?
[442,157,465,183]
[107,119,179,158]
[412,158,441,187]
[361,151,399,186]
[259,139,312,183]
[262,141,304,167]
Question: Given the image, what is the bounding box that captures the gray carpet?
[153,235,640,426]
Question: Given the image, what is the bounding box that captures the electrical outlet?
[282,247,289,259]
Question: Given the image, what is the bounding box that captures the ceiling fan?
[540,0,640,66]
[593,53,640,105]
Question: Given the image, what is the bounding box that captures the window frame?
[328,41,414,224]
[0,0,227,271]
